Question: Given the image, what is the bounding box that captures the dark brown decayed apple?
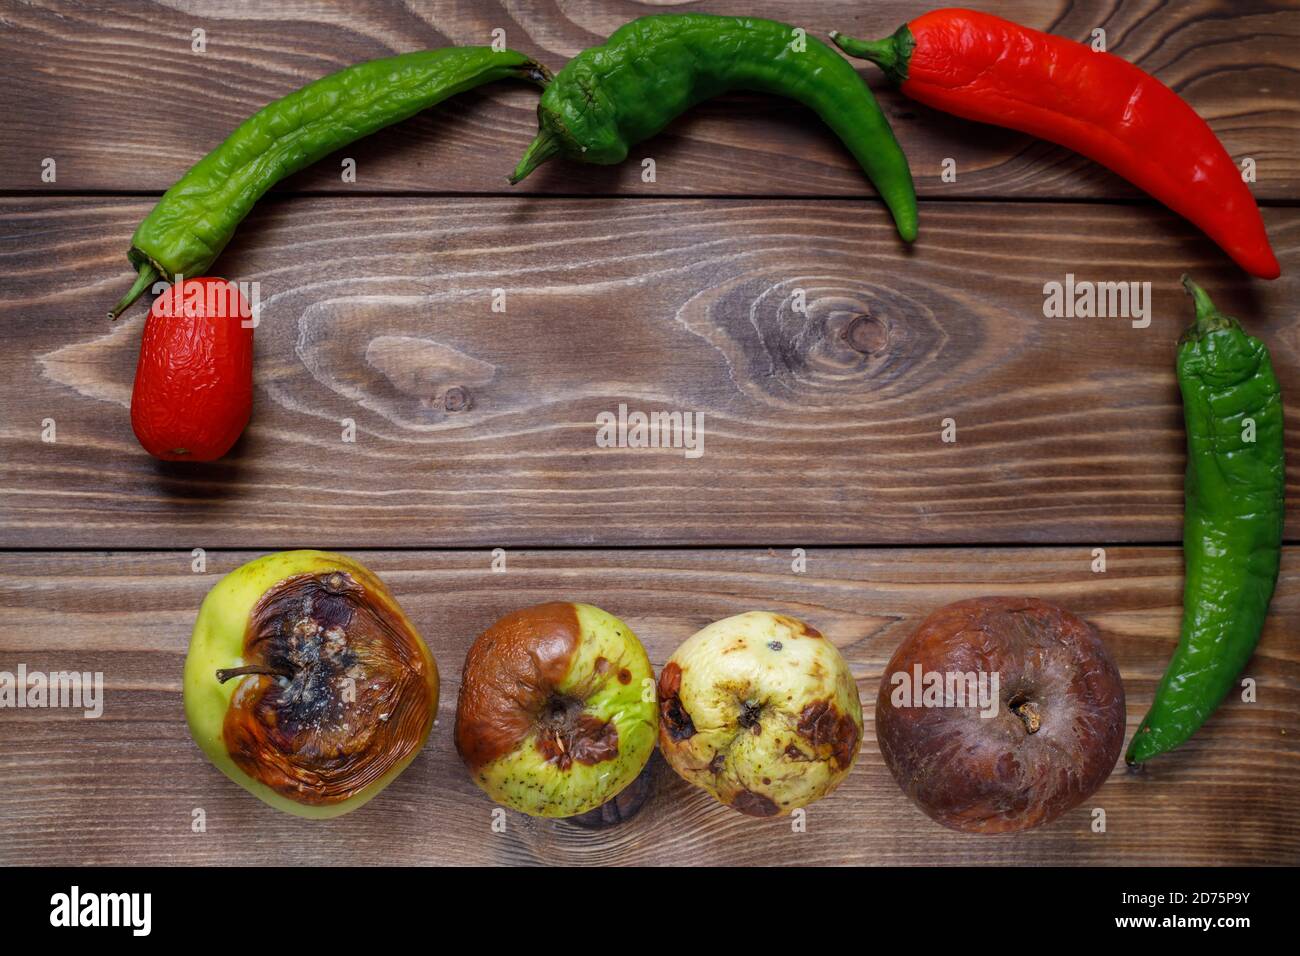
[876,597,1125,833]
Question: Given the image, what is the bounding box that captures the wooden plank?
[2,0,1295,200]
[0,547,1295,866]
[3,196,1297,548]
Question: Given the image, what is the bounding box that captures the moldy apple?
[658,611,863,817]
[184,551,438,818]
[455,602,657,818]
[877,597,1125,833]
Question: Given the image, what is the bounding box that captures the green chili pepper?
[109,47,550,319]
[509,14,918,242]
[1127,277,1285,763]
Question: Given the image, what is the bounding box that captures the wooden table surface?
[1,0,1297,866]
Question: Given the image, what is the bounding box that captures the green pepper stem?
[509,127,562,184]
[828,26,913,85]
[1182,274,1216,323]
[1180,274,1238,339]
[108,261,161,320]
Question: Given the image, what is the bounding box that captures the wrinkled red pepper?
[831,8,1280,279]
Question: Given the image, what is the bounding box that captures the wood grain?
[0,547,1295,866]
[3,0,1298,869]
[2,0,1296,200]
[3,196,1298,548]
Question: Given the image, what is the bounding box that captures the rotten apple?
[454,602,657,818]
[184,550,439,818]
[657,611,863,817]
[876,597,1125,833]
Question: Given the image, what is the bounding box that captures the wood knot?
[844,313,889,355]
[443,386,470,412]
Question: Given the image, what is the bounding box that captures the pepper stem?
[1180,274,1238,339]
[509,127,562,184]
[108,261,161,320]
[829,25,914,85]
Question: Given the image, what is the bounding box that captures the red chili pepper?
[131,277,254,461]
[831,8,1279,279]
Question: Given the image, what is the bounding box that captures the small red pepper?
[131,278,254,461]
[832,8,1279,279]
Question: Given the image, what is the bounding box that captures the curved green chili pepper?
[509,14,918,242]
[110,47,550,319]
[1127,277,1285,763]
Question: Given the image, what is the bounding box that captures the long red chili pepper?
[831,8,1279,279]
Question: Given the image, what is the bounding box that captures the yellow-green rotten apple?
[658,611,862,817]
[455,602,657,817]
[184,550,438,818]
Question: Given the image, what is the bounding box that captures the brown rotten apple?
[877,597,1125,833]
[455,602,657,818]
[658,611,863,817]
[184,550,439,818]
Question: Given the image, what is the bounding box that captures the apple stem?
[1012,699,1041,734]
[216,664,292,683]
